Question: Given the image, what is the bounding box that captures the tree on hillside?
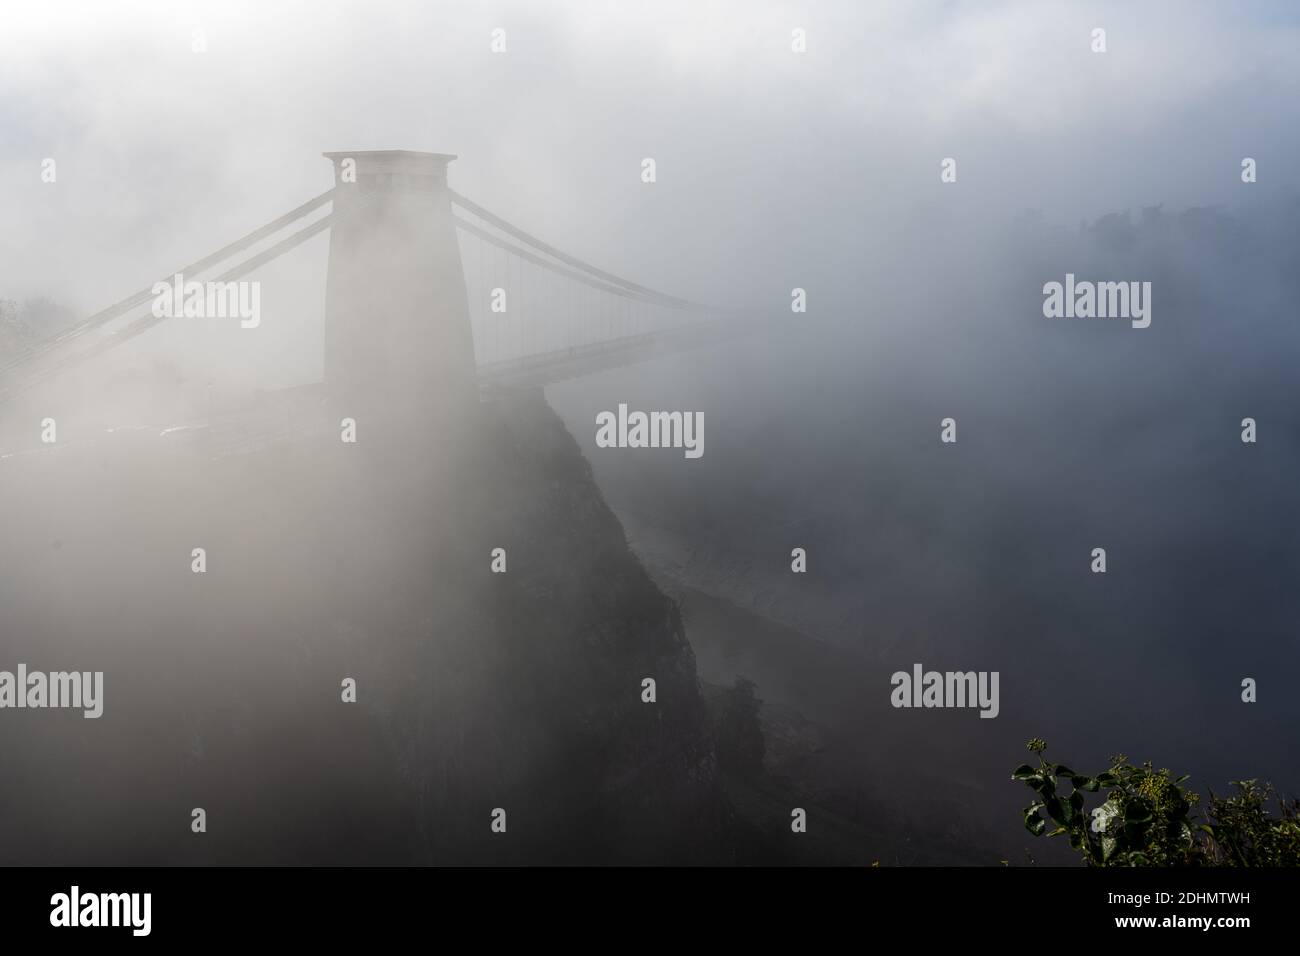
[716,677,765,779]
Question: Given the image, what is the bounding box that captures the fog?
[2,1,1298,864]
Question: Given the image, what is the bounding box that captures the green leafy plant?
[1012,739,1300,866]
[1205,779,1300,867]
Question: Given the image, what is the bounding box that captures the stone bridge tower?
[321,150,476,418]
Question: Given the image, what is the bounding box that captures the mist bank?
[548,198,1300,856]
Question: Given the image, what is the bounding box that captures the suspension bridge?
[0,151,750,419]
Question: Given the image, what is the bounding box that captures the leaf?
[1053,765,1077,778]
[1124,818,1151,844]
[1025,813,1047,836]
[1012,764,1038,780]
[1070,791,1085,815]
[1073,775,1100,792]
[1045,796,1068,825]
[1102,833,1118,862]
[1095,772,1118,788]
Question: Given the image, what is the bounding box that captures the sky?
[2,0,1297,324]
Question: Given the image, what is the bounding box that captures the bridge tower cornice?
[322,150,459,192]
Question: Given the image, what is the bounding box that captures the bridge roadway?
[0,313,758,464]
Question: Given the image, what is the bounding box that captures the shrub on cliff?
[1013,739,1300,866]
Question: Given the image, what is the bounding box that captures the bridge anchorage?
[0,150,756,455]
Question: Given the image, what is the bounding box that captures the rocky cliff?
[0,387,729,864]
